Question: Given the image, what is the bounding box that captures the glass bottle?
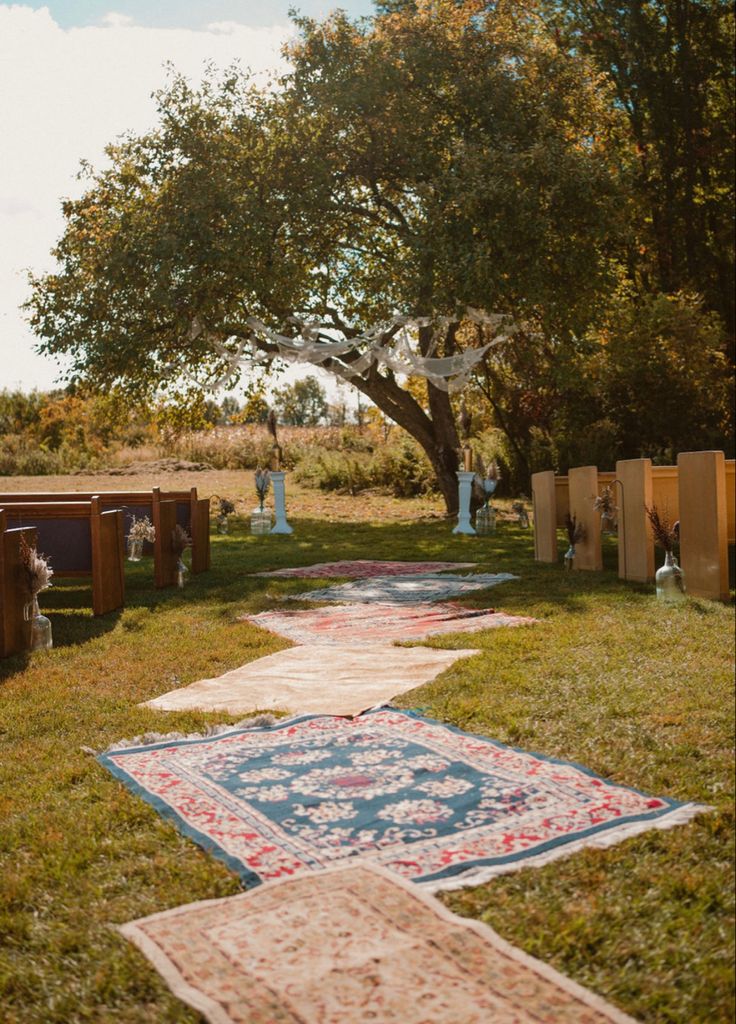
[250,505,273,535]
[655,551,686,603]
[127,537,143,561]
[25,597,53,650]
[475,504,496,535]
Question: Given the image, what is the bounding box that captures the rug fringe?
[101,713,280,753]
[419,802,713,893]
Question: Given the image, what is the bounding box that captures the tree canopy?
[27,0,627,510]
[548,0,735,343]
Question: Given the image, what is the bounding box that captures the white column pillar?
[453,471,477,535]
[269,471,293,535]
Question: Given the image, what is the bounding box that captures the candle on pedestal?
[463,446,473,472]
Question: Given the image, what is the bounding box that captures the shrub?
[294,435,437,497]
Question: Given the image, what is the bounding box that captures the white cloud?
[0,5,292,391]
[100,12,135,28]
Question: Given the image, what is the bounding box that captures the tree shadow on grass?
[5,519,728,685]
[32,579,123,648]
[175,519,670,620]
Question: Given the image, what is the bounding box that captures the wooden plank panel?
[531,471,558,562]
[568,466,603,571]
[1,522,36,658]
[190,498,211,574]
[726,460,735,544]
[92,509,125,615]
[554,476,569,528]
[651,467,679,524]
[0,490,193,504]
[678,451,729,601]
[615,458,654,582]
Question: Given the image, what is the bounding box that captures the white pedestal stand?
[452,471,477,535]
[269,471,293,534]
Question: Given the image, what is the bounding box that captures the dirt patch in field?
[96,458,213,475]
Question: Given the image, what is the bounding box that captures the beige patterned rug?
[120,862,639,1024]
[144,643,478,717]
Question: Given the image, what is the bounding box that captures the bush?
[162,424,378,471]
[294,435,437,497]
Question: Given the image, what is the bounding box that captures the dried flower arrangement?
[128,515,155,543]
[593,486,618,520]
[473,456,501,505]
[255,468,271,509]
[217,498,235,518]
[171,524,191,558]
[645,504,679,553]
[511,499,530,526]
[565,512,585,546]
[267,410,283,470]
[170,524,191,586]
[19,533,53,600]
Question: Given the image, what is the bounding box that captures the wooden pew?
[0,487,211,588]
[0,511,37,657]
[0,499,125,615]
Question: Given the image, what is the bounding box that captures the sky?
[0,1,373,396]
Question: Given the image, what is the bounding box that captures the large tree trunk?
[350,366,461,515]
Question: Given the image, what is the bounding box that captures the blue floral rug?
[288,572,518,604]
[99,709,707,892]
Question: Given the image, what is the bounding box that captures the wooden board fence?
[678,451,729,601]
[533,451,735,601]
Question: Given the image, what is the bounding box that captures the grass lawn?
[0,492,733,1023]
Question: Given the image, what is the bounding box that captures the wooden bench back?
[1,499,125,615]
[0,510,36,657]
[0,487,210,582]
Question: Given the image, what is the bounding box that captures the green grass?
[1,515,733,1023]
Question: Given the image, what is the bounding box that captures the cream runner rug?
[144,644,478,717]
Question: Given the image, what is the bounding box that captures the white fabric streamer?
[204,309,512,392]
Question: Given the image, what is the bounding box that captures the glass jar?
[600,513,617,536]
[655,551,686,603]
[475,505,496,535]
[25,597,53,651]
[176,559,188,588]
[250,507,273,535]
[127,537,143,561]
[216,515,229,535]
[563,544,575,570]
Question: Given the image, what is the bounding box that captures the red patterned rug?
[243,601,537,645]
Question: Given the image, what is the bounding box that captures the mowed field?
[0,470,734,1023]
[0,469,447,523]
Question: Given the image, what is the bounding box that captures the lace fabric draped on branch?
[187,309,516,393]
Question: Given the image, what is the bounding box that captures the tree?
[27,1,626,511]
[547,0,735,343]
[272,375,328,426]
